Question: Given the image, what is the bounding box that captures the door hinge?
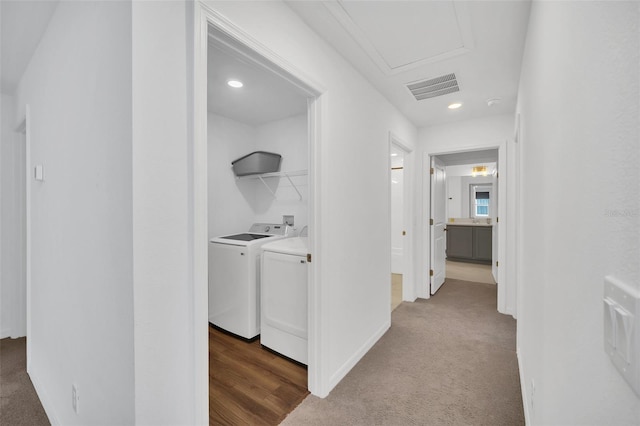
[402,230,406,236]
[496,217,499,223]
[430,167,434,175]
[430,218,434,226]
[496,261,499,267]
[430,269,434,276]
[307,253,312,263]
[496,172,499,178]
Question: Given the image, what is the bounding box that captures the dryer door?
[262,251,308,339]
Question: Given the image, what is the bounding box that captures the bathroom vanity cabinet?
[446,224,492,264]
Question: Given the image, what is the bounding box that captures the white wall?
[516,1,640,423]
[14,2,134,424]
[208,112,308,237]
[207,113,257,237]
[204,0,417,396]
[0,93,26,339]
[253,114,309,230]
[420,114,513,154]
[132,1,199,424]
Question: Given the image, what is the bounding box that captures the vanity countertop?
[447,222,493,227]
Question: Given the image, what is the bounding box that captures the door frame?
[388,133,416,302]
[194,3,325,422]
[422,143,509,315]
[15,106,31,369]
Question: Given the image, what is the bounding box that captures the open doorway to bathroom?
[429,149,500,293]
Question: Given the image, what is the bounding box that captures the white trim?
[194,1,326,406]
[192,4,209,425]
[497,140,509,315]
[389,133,416,302]
[419,152,431,299]
[29,367,57,425]
[327,320,390,392]
[13,119,28,340]
[22,106,32,370]
[423,144,510,315]
[306,95,326,396]
[517,349,531,424]
[323,1,474,76]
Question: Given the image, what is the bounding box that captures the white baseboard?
[517,349,531,425]
[29,366,59,426]
[328,320,390,391]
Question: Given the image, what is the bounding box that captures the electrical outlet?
[72,384,79,414]
[283,215,294,226]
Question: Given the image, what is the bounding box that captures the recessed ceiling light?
[227,80,243,88]
[448,102,462,110]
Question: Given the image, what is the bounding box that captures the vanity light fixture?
[391,153,398,157]
[227,80,243,88]
[471,166,488,177]
[448,102,462,109]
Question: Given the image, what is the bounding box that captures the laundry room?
[207,44,309,238]
[206,38,312,423]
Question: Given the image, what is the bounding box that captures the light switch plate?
[604,276,640,396]
[34,164,44,181]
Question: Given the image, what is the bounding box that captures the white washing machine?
[208,223,292,340]
[260,236,309,364]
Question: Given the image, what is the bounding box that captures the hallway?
[282,279,523,425]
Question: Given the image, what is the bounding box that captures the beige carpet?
[0,338,49,425]
[446,260,496,285]
[391,274,403,311]
[282,279,523,425]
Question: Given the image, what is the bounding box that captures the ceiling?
[287,0,531,127]
[208,43,308,126]
[1,1,531,130]
[1,1,59,94]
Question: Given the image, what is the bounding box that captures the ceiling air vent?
[407,73,459,101]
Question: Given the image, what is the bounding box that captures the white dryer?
[208,223,292,340]
[260,236,309,364]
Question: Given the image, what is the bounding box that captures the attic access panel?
[325,0,474,75]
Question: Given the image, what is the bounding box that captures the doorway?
[427,148,506,304]
[196,11,323,424]
[389,134,415,309]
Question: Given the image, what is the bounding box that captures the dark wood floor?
[209,325,309,425]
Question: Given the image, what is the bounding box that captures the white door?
[430,156,446,294]
[390,147,404,274]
